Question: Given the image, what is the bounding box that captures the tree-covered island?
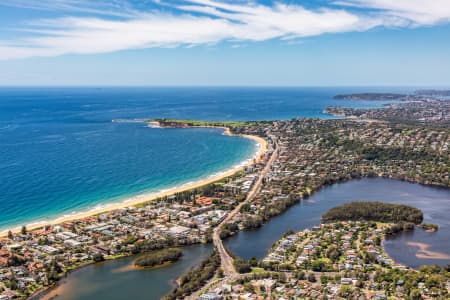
[322,201,424,224]
[134,248,183,268]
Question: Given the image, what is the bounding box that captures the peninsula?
[326,91,450,126]
[333,93,408,100]
[0,94,449,300]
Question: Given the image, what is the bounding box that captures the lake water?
[225,178,450,268]
[38,244,213,300]
[46,179,449,300]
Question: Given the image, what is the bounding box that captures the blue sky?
[0,0,449,86]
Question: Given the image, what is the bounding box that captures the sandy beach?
[0,128,267,237]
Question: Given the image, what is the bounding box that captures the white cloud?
[0,0,139,18]
[336,0,450,25]
[0,0,449,60]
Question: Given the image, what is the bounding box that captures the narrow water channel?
[42,178,450,300]
[39,244,213,300]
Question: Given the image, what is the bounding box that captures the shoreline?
[33,244,212,300]
[32,178,447,299]
[0,126,268,237]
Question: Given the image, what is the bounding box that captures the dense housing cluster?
[203,222,449,299]
[227,118,449,234]
[0,171,265,299]
[1,96,449,299]
[325,97,450,126]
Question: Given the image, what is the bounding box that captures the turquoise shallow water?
[0,87,406,230]
[0,122,256,230]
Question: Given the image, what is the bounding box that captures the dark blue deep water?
[0,87,404,230]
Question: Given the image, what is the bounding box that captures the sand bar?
[406,241,450,260]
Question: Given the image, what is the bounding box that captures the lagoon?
[37,244,213,300]
[225,178,450,267]
[45,179,449,300]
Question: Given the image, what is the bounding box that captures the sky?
[0,0,450,86]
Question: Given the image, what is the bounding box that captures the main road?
[214,138,279,277]
[186,137,278,299]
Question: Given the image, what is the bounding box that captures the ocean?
[0,87,405,230]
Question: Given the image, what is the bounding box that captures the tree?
[325,245,340,261]
[307,273,316,282]
[311,259,328,272]
[338,286,353,298]
[163,250,220,300]
[21,225,27,235]
[217,268,224,278]
[8,254,25,267]
[71,224,78,234]
[356,280,364,288]
[7,274,18,290]
[294,271,305,280]
[49,258,62,273]
[234,258,251,273]
[7,230,13,240]
[249,257,258,267]
[408,288,422,300]
[374,236,381,246]
[283,229,295,237]
[93,252,105,262]
[320,275,329,284]
[38,236,49,245]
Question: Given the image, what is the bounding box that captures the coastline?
[0,126,268,237]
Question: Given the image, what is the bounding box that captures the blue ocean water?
[0,87,406,230]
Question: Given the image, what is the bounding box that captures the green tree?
[338,286,353,298]
[8,274,18,290]
[311,259,329,272]
[320,275,329,284]
[325,245,341,261]
[93,252,105,262]
[217,268,224,278]
[294,271,305,280]
[408,288,422,300]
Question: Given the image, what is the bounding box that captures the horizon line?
[0,85,449,89]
